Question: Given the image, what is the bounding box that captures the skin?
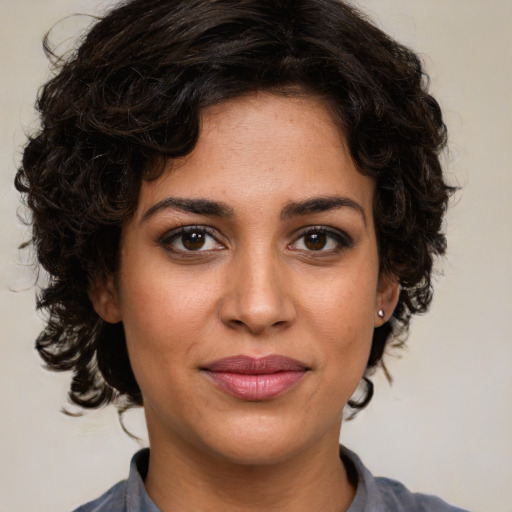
[92,92,399,511]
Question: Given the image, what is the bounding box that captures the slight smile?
[202,355,311,401]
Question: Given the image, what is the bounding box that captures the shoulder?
[374,476,469,512]
[70,449,157,512]
[340,445,471,512]
[71,479,127,512]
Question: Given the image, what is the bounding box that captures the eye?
[290,227,352,253]
[159,226,224,253]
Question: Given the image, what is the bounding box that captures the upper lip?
[203,355,309,374]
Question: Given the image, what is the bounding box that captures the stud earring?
[377,309,385,319]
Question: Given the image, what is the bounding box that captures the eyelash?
[289,226,353,254]
[158,225,224,254]
[157,225,353,255]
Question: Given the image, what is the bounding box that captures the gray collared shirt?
[72,446,470,512]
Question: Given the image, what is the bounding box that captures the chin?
[194,414,335,467]
[208,437,306,467]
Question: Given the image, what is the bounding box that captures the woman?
[15,0,468,510]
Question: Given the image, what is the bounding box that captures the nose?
[219,248,296,335]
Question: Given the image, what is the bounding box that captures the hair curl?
[16,0,453,413]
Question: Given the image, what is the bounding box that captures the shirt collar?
[126,445,377,512]
[125,449,160,512]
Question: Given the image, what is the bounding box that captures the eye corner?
[289,225,354,254]
[157,225,226,255]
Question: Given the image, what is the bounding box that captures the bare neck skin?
[144,411,355,512]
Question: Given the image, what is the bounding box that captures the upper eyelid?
[160,225,218,238]
[289,226,354,250]
[157,224,353,247]
[158,225,223,245]
[292,225,353,240]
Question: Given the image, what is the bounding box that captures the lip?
[202,355,310,401]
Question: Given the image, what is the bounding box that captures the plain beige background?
[1,1,511,511]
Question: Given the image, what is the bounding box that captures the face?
[93,93,398,465]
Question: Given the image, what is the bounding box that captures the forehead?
[134,92,374,220]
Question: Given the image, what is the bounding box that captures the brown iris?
[304,232,327,250]
[182,231,206,250]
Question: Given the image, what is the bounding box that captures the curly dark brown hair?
[16,0,453,413]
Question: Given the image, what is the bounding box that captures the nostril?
[218,280,297,334]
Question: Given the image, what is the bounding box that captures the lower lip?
[204,371,307,401]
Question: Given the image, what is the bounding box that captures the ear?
[375,272,400,326]
[88,276,122,324]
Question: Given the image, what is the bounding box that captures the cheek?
[116,259,217,385]
[301,266,377,374]
[304,267,377,332]
[119,243,216,327]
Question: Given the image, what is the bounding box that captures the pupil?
[183,232,205,250]
[305,233,326,250]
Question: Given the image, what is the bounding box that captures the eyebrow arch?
[142,197,235,222]
[281,196,367,225]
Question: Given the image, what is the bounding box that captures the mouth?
[201,355,310,401]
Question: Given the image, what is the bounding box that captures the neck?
[144,427,355,512]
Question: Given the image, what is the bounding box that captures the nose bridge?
[220,240,295,334]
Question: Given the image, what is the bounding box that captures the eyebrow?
[280,196,367,225]
[142,197,234,222]
[141,195,366,225]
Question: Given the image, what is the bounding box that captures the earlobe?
[375,273,400,326]
[88,277,122,324]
